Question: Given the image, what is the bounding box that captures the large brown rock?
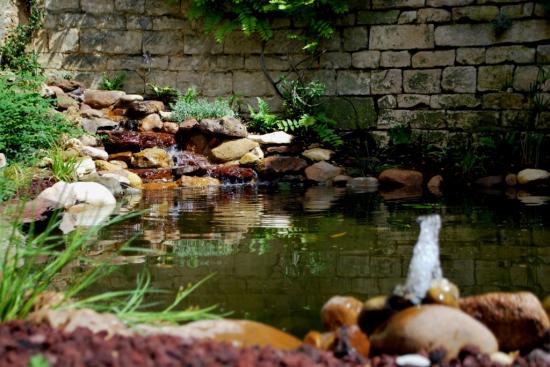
[128,100,165,116]
[321,296,363,331]
[83,90,125,109]
[379,168,423,187]
[305,161,343,182]
[257,156,308,174]
[211,138,259,162]
[370,305,498,360]
[199,117,248,138]
[459,292,550,351]
[133,148,172,169]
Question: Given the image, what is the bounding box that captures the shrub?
[172,87,236,121]
[0,73,83,163]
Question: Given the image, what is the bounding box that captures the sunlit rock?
[83,90,125,109]
[37,181,116,208]
[139,113,163,132]
[459,292,550,351]
[211,138,259,162]
[75,157,97,179]
[517,168,550,185]
[0,153,6,168]
[199,116,247,138]
[207,165,256,183]
[239,146,264,165]
[396,354,431,367]
[128,100,165,116]
[162,121,179,134]
[178,176,221,188]
[425,278,460,307]
[248,131,293,144]
[133,148,172,169]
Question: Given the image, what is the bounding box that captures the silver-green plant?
[172,87,236,121]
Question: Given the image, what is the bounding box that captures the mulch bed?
[0,321,544,367]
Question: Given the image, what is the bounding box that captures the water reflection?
[89,186,550,336]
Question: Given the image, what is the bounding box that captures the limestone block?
[482,93,526,109]
[486,46,536,64]
[115,0,145,13]
[409,110,446,129]
[320,52,352,69]
[45,0,79,11]
[478,65,515,92]
[430,94,480,109]
[403,69,441,94]
[337,71,371,95]
[80,31,142,54]
[456,49,484,66]
[412,50,455,68]
[127,16,152,30]
[144,0,181,16]
[398,11,418,24]
[352,51,381,69]
[514,66,549,92]
[372,0,425,8]
[143,31,185,55]
[184,35,223,55]
[417,9,451,23]
[378,95,397,109]
[371,69,402,95]
[397,94,430,108]
[452,6,499,22]
[447,111,500,130]
[343,27,368,51]
[377,110,413,129]
[380,51,411,67]
[370,25,434,50]
[322,96,377,129]
[427,0,474,6]
[537,45,550,64]
[233,71,271,96]
[201,73,233,96]
[357,10,400,25]
[82,0,114,14]
[442,66,477,93]
[49,29,79,53]
[501,3,535,19]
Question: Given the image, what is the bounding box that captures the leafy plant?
[172,87,236,121]
[176,0,349,52]
[147,83,180,105]
[99,72,127,91]
[280,79,325,118]
[0,73,83,163]
[0,0,43,74]
[49,147,78,182]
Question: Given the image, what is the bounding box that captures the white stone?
[490,352,514,366]
[302,148,334,161]
[396,354,431,367]
[248,131,293,145]
[37,181,116,208]
[75,157,97,179]
[517,169,550,185]
[81,146,109,160]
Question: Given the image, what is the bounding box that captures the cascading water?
[394,214,443,305]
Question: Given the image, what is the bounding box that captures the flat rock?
[305,161,343,182]
[211,138,259,162]
[303,148,334,161]
[379,168,423,187]
[459,292,550,351]
[199,117,247,138]
[83,90,125,109]
[178,176,221,188]
[118,94,143,104]
[517,168,550,185]
[370,305,498,360]
[133,148,172,169]
[248,131,293,145]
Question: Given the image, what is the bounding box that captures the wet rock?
[303,148,334,161]
[305,326,370,360]
[128,100,165,116]
[505,173,517,186]
[83,90,125,109]
[370,305,498,360]
[248,131,293,144]
[139,114,163,132]
[104,169,142,189]
[517,191,550,206]
[528,349,550,365]
[321,296,363,331]
[142,182,178,190]
[199,116,247,138]
[332,175,352,187]
[257,156,308,174]
[149,319,301,350]
[133,148,172,169]
[138,131,176,149]
[475,175,503,187]
[348,177,379,192]
[103,131,141,152]
[171,151,211,176]
[37,181,116,208]
[305,161,343,183]
[0,153,6,168]
[266,145,303,154]
[130,168,173,182]
[395,354,430,367]
[459,291,550,351]
[81,117,119,134]
[379,168,423,187]
[100,171,130,187]
[183,133,210,156]
[163,122,179,134]
[239,146,264,165]
[75,157,97,179]
[304,331,335,351]
[178,176,221,188]
[211,138,259,162]
[425,278,460,307]
[517,168,550,185]
[208,165,256,182]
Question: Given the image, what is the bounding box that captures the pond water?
[90,186,550,337]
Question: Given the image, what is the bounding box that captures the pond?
[89,186,550,337]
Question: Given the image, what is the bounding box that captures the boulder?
[142,319,301,350]
[133,148,172,169]
[80,174,123,196]
[81,117,119,134]
[103,131,141,152]
[80,146,108,161]
[118,94,143,104]
[248,131,293,144]
[321,296,363,331]
[83,90,125,109]
[163,122,179,134]
[59,203,116,234]
[199,117,247,138]
[109,151,133,165]
[239,147,264,165]
[370,305,498,359]
[56,93,79,110]
[80,108,104,119]
[305,161,343,183]
[139,114,163,132]
[138,131,176,149]
[303,148,334,162]
[379,169,423,187]
[37,181,116,208]
[78,135,99,147]
[425,278,460,308]
[459,292,550,351]
[99,171,130,187]
[179,118,199,130]
[517,169,550,185]
[178,176,221,188]
[257,156,308,174]
[48,78,84,92]
[211,138,259,162]
[128,100,165,116]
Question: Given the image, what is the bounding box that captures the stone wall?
[0,0,20,46]
[30,0,550,135]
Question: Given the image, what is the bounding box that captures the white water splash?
[394,214,443,304]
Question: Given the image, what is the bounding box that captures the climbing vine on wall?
[0,0,44,74]
[176,0,349,52]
